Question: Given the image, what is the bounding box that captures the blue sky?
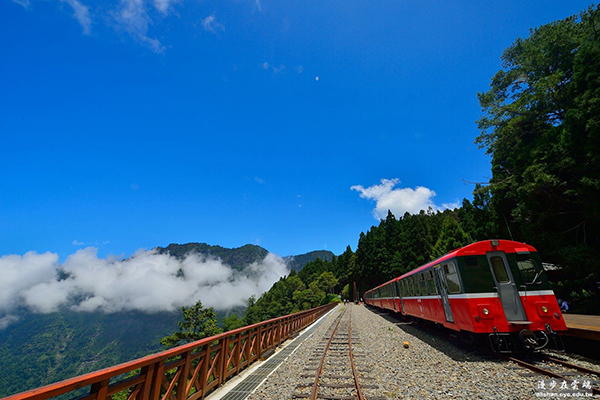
[1,0,594,260]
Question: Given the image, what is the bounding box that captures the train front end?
[457,240,567,353]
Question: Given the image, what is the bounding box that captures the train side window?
[490,256,510,283]
[443,262,461,293]
[426,270,437,295]
[409,277,415,296]
[517,259,540,284]
[419,274,427,295]
[413,276,418,296]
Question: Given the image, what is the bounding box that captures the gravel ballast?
[245,303,600,399]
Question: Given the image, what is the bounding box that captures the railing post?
[219,335,230,385]
[235,332,242,375]
[148,360,164,400]
[198,344,209,399]
[176,352,191,400]
[90,379,109,400]
[256,325,262,360]
[138,364,155,400]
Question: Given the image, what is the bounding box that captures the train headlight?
[541,306,548,313]
[482,308,490,315]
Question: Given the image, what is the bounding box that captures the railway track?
[500,353,600,396]
[292,305,382,400]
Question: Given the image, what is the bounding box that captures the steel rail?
[310,309,346,400]
[500,354,600,396]
[542,354,600,378]
[347,310,366,400]
[309,307,347,400]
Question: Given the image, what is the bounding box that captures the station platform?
[563,313,600,341]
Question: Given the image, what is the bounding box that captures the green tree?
[160,301,222,348]
[315,271,338,294]
[222,313,245,332]
[341,283,351,301]
[476,5,600,293]
[431,214,473,258]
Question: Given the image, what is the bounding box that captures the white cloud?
[0,252,60,314]
[261,62,286,75]
[202,14,224,33]
[0,315,20,330]
[351,178,457,219]
[273,64,286,74]
[112,0,165,53]
[60,0,92,35]
[153,0,179,14]
[0,247,289,326]
[9,0,30,9]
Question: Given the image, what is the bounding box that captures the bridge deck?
[208,306,337,400]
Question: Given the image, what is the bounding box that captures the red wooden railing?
[3,303,337,400]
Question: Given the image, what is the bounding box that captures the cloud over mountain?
[0,248,289,328]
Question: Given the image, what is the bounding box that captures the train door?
[434,265,454,323]
[486,252,528,322]
[396,280,405,313]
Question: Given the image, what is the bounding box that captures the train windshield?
[517,259,542,284]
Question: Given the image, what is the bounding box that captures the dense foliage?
[477,5,600,296]
[160,301,222,348]
[349,208,485,295]
[244,269,339,325]
[0,311,180,398]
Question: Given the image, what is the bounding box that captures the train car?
[364,240,567,352]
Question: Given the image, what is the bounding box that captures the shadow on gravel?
[362,305,503,364]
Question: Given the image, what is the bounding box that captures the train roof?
[365,239,537,293]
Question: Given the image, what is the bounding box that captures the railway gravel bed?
[247,304,600,399]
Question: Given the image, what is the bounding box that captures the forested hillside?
[284,251,335,271]
[0,311,179,397]
[155,243,269,270]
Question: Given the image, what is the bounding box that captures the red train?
[364,240,567,352]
